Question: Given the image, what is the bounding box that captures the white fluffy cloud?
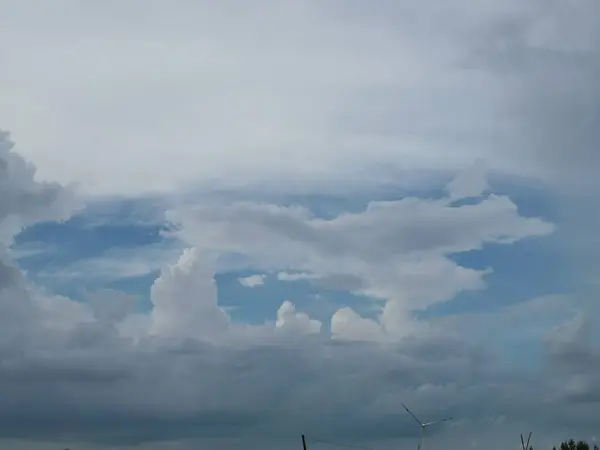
[148,247,231,341]
[168,168,554,341]
[275,300,322,335]
[238,274,266,288]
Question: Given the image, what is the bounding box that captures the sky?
[1,1,600,449]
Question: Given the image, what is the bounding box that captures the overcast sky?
[1,1,600,449]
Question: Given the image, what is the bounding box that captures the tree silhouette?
[552,439,596,450]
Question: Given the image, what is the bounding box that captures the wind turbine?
[401,403,452,450]
[520,432,532,450]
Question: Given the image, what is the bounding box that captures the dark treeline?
[552,440,599,450]
[523,440,600,450]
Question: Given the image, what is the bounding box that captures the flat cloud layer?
[1,0,599,195]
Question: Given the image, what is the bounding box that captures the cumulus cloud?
[330,307,385,342]
[147,247,231,341]
[275,300,322,335]
[0,130,81,344]
[0,131,77,245]
[238,274,266,288]
[168,167,554,341]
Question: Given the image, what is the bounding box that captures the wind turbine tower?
[401,403,452,450]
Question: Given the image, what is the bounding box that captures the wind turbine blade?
[525,432,532,450]
[401,403,423,426]
[422,418,452,427]
[521,434,525,450]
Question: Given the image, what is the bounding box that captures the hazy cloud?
[2,0,595,196]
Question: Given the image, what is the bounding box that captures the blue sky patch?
[217,270,382,328]
[11,179,561,329]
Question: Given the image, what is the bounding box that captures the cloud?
[145,247,231,342]
[0,136,595,449]
[275,300,322,335]
[0,257,22,289]
[330,307,385,342]
[2,0,593,197]
[2,0,600,446]
[446,159,489,201]
[0,135,331,444]
[456,0,600,296]
[31,241,185,287]
[168,168,554,341]
[276,272,318,282]
[464,0,600,187]
[0,130,82,344]
[238,274,266,288]
[0,130,78,245]
[86,289,139,327]
[0,297,593,448]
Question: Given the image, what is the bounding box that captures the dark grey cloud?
[463,0,600,185]
[457,0,600,302]
[0,289,596,447]
[0,332,558,443]
[0,259,21,289]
